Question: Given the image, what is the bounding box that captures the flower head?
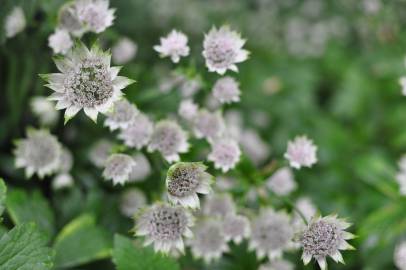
[166,162,213,209]
[5,6,26,38]
[58,2,84,36]
[212,76,241,104]
[284,135,317,169]
[104,99,139,131]
[222,214,251,244]
[48,29,73,55]
[299,215,355,270]
[154,30,190,63]
[89,139,113,167]
[208,138,241,172]
[75,0,115,33]
[178,99,198,121]
[112,37,137,65]
[102,153,136,185]
[14,129,62,178]
[41,41,134,123]
[258,259,294,270]
[240,129,270,165]
[189,220,229,263]
[120,188,147,217]
[118,113,154,149]
[135,203,194,254]
[52,173,74,190]
[202,26,249,74]
[266,167,297,196]
[400,76,406,96]
[293,197,317,228]
[203,193,236,218]
[394,241,406,270]
[58,148,74,173]
[193,110,225,142]
[148,120,189,163]
[30,96,59,126]
[129,153,151,182]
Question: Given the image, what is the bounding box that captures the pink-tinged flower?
[75,0,115,34]
[154,30,190,63]
[178,99,198,121]
[284,135,317,169]
[112,37,137,65]
[118,113,154,150]
[102,153,136,185]
[193,110,225,142]
[266,166,297,196]
[208,138,241,172]
[212,76,241,104]
[48,29,73,55]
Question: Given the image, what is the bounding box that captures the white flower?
[178,99,198,121]
[212,77,241,104]
[399,76,406,96]
[118,113,154,149]
[293,197,317,227]
[41,41,135,123]
[258,259,294,270]
[14,129,62,178]
[120,188,147,217]
[104,99,139,131]
[112,37,138,65]
[396,172,406,196]
[5,6,26,38]
[89,139,113,167]
[208,138,241,172]
[58,148,74,173]
[52,173,74,190]
[394,241,406,270]
[102,153,136,185]
[284,135,317,169]
[128,153,151,182]
[180,78,201,97]
[75,0,115,33]
[203,193,236,218]
[189,220,229,263]
[48,29,73,55]
[148,120,189,163]
[266,167,297,196]
[249,209,295,260]
[154,30,190,63]
[166,162,213,209]
[58,2,84,36]
[239,129,270,165]
[135,203,194,254]
[215,176,236,191]
[30,96,59,126]
[222,214,251,244]
[202,26,249,75]
[300,215,355,270]
[193,110,225,142]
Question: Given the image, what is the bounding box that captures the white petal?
[113,76,135,90]
[109,66,122,80]
[64,106,81,123]
[84,107,99,122]
[317,257,327,270]
[331,251,344,263]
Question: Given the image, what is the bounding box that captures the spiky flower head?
[166,162,213,209]
[208,138,241,172]
[5,6,26,38]
[154,30,190,63]
[178,99,198,121]
[128,153,151,182]
[203,193,236,218]
[249,209,295,260]
[48,29,73,55]
[202,26,249,75]
[102,153,136,185]
[14,129,62,178]
[193,110,225,142]
[75,0,115,34]
[189,220,229,263]
[266,167,297,196]
[222,214,251,244]
[118,113,154,150]
[104,99,139,131]
[112,37,137,65]
[284,135,317,169]
[212,76,241,104]
[148,120,189,163]
[120,188,147,218]
[135,203,194,254]
[30,96,59,126]
[400,76,406,96]
[258,259,294,270]
[299,215,355,270]
[42,41,134,123]
[394,241,406,270]
[89,139,113,167]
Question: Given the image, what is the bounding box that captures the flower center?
[167,166,200,197]
[150,207,186,241]
[302,220,341,256]
[26,136,59,169]
[207,38,236,68]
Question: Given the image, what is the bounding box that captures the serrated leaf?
[112,234,180,270]
[53,214,112,268]
[0,223,54,270]
[0,179,6,218]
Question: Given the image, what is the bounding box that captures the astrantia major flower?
[258,259,294,270]
[249,209,295,260]
[299,215,355,270]
[212,76,241,104]
[112,37,137,65]
[189,220,229,263]
[293,197,317,227]
[166,162,213,209]
[102,153,136,185]
[48,29,73,55]
[104,99,139,131]
[148,120,189,163]
[52,173,74,190]
[128,153,151,182]
[118,113,154,149]
[58,148,74,173]
[193,110,225,142]
[178,99,198,121]
[284,135,317,169]
[58,2,84,36]
[41,41,134,123]
[89,139,113,167]
[394,241,406,270]
[5,6,26,38]
[154,30,190,63]
[222,214,251,244]
[202,26,249,75]
[30,96,59,126]
[75,0,115,34]
[135,203,194,254]
[240,129,270,165]
[120,188,147,218]
[208,137,241,172]
[203,193,236,218]
[266,166,297,196]
[14,129,62,178]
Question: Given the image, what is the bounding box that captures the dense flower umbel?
[119,113,154,150]
[14,129,62,178]
[166,162,213,209]
[5,6,26,38]
[394,241,406,270]
[102,153,136,185]
[202,26,249,74]
[299,215,355,270]
[203,193,236,218]
[48,29,73,55]
[135,203,194,254]
[104,99,139,131]
[193,110,225,142]
[266,166,297,196]
[154,30,190,63]
[75,0,115,34]
[208,138,241,172]
[148,120,189,163]
[41,41,134,123]
[212,76,241,104]
[120,188,147,218]
[284,135,317,169]
[222,214,251,244]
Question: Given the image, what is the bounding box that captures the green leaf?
[112,234,180,270]
[0,179,6,218]
[6,189,55,241]
[0,223,54,270]
[53,214,112,268]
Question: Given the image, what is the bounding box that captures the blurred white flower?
[75,0,115,33]
[119,113,154,150]
[208,138,241,172]
[293,197,317,226]
[89,139,113,167]
[258,259,294,270]
[395,155,406,195]
[104,99,139,131]
[193,110,225,142]
[128,153,151,182]
[212,77,241,104]
[102,153,136,185]
[5,6,26,38]
[399,76,406,96]
[215,175,236,191]
[120,188,147,217]
[112,37,137,65]
[222,214,251,244]
[58,2,84,36]
[266,167,297,196]
[52,173,74,190]
[284,135,317,169]
[42,42,134,123]
[58,148,74,173]
[362,0,381,14]
[240,129,270,165]
[154,30,190,63]
[394,241,406,270]
[202,26,249,74]
[180,78,201,97]
[203,193,236,218]
[224,109,243,140]
[30,97,59,126]
[178,99,198,121]
[48,29,73,55]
